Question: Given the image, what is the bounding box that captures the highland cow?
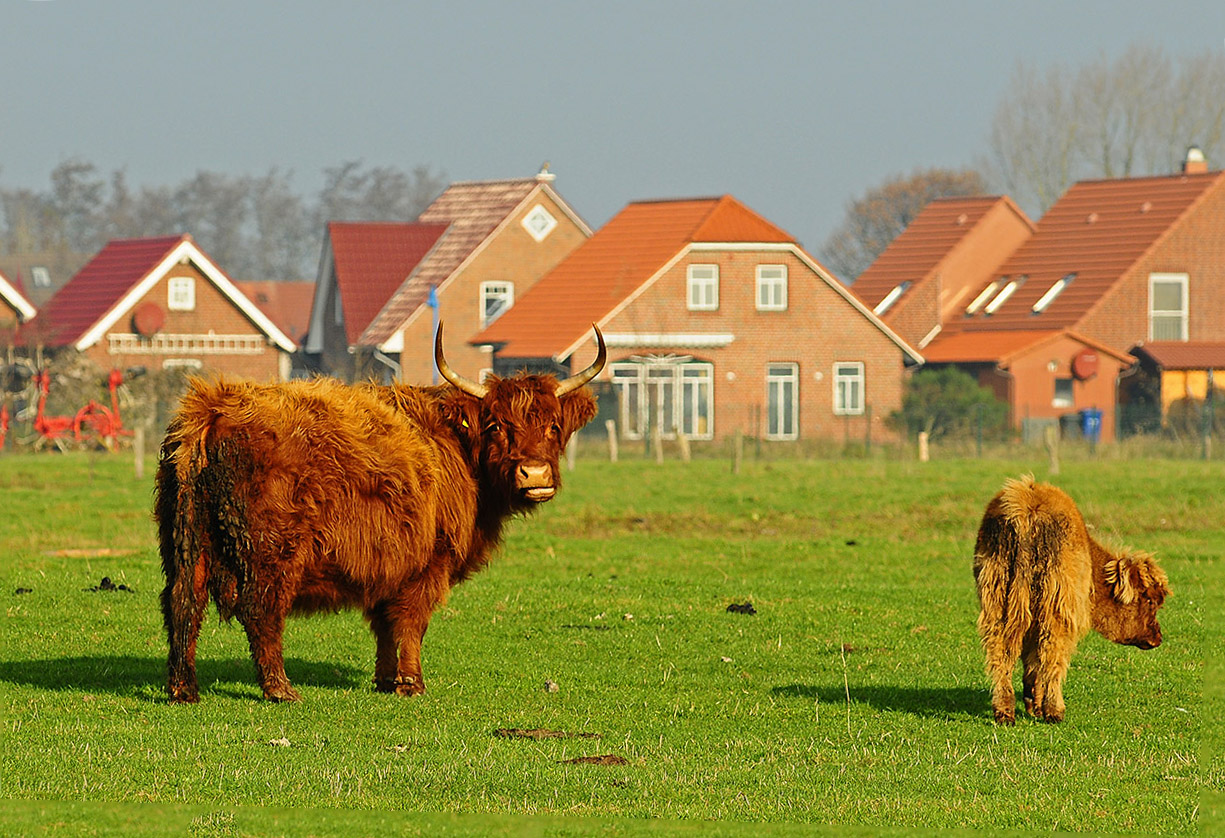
[973,475,1169,724]
[156,324,605,703]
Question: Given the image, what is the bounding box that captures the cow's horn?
[435,322,488,398]
[555,324,607,397]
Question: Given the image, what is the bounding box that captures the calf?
[973,475,1169,724]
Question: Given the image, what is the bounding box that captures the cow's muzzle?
[517,464,556,502]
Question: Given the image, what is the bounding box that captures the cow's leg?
[1033,630,1074,723]
[977,600,1023,725]
[240,576,301,702]
[369,574,446,697]
[1021,631,1040,717]
[163,552,209,703]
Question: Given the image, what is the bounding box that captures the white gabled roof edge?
[75,238,297,353]
[0,272,37,321]
[555,242,925,365]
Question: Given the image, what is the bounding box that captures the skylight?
[965,281,1000,315]
[984,276,1025,315]
[873,281,911,315]
[1032,273,1075,314]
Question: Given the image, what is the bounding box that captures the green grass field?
[1,450,1220,837]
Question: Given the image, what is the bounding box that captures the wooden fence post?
[605,420,618,463]
[732,430,743,475]
[133,427,146,480]
[918,431,929,463]
[566,433,577,471]
[1044,424,1060,475]
[653,422,664,464]
[676,427,691,462]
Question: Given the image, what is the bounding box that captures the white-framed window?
[1053,377,1074,408]
[31,266,51,288]
[833,362,864,416]
[167,276,196,311]
[481,281,514,326]
[1032,273,1075,314]
[984,276,1024,314]
[521,204,558,242]
[687,264,719,310]
[757,265,788,311]
[610,360,714,440]
[1149,272,1188,341]
[766,363,799,440]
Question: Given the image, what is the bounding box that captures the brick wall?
[597,247,910,442]
[398,193,588,384]
[82,263,284,380]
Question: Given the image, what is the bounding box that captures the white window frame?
[1149,272,1188,341]
[1052,377,1074,408]
[521,204,558,242]
[480,281,514,326]
[687,264,719,311]
[610,360,714,440]
[167,276,196,311]
[833,362,865,416]
[765,362,799,440]
[756,264,788,311]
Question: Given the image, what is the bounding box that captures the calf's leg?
[163,553,209,703]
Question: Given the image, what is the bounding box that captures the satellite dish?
[132,302,165,337]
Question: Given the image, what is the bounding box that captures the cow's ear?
[1104,558,1136,604]
[440,395,482,444]
[558,391,598,439]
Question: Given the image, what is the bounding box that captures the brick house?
[853,153,1225,443]
[25,235,297,380]
[306,169,590,383]
[474,195,922,444]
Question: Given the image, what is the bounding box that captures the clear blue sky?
[2,0,1222,263]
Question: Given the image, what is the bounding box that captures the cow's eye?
[550,424,561,438]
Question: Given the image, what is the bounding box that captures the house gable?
[0,269,37,324]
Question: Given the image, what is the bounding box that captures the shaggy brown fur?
[157,367,598,703]
[973,475,1169,725]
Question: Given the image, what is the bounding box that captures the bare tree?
[820,167,987,283]
[987,44,1225,216]
[316,160,445,224]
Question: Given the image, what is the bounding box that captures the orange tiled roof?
[955,171,1225,333]
[328,221,449,346]
[924,328,1133,365]
[473,195,795,358]
[361,178,555,345]
[235,280,316,345]
[850,196,1025,308]
[1131,341,1225,370]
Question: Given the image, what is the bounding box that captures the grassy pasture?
[0,450,1220,837]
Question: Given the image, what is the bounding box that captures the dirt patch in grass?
[559,754,628,766]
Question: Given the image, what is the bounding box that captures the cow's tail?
[157,412,213,703]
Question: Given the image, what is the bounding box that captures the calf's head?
[436,324,604,507]
[1095,549,1170,649]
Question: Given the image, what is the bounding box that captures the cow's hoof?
[263,684,301,702]
[993,710,1015,726]
[377,675,425,696]
[167,681,199,704]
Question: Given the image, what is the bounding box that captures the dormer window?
[1032,273,1075,314]
[984,276,1025,315]
[873,281,911,315]
[965,281,1000,315]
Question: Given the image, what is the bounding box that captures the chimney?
[1183,145,1208,174]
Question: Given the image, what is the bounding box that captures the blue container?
[1079,408,1102,442]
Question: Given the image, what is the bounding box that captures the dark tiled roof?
[235,280,316,345]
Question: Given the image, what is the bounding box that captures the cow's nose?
[517,463,552,487]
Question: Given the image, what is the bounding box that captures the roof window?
[1032,273,1075,314]
[873,281,911,315]
[965,281,1000,315]
[984,276,1025,315]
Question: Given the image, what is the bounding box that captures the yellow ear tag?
[461,418,469,428]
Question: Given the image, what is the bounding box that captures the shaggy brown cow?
[973,474,1169,724]
[157,323,605,703]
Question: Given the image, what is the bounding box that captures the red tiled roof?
[361,178,553,345]
[328,222,449,345]
[851,196,1022,307]
[955,171,1225,333]
[473,195,795,358]
[1131,341,1225,370]
[29,235,185,346]
[235,280,316,345]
